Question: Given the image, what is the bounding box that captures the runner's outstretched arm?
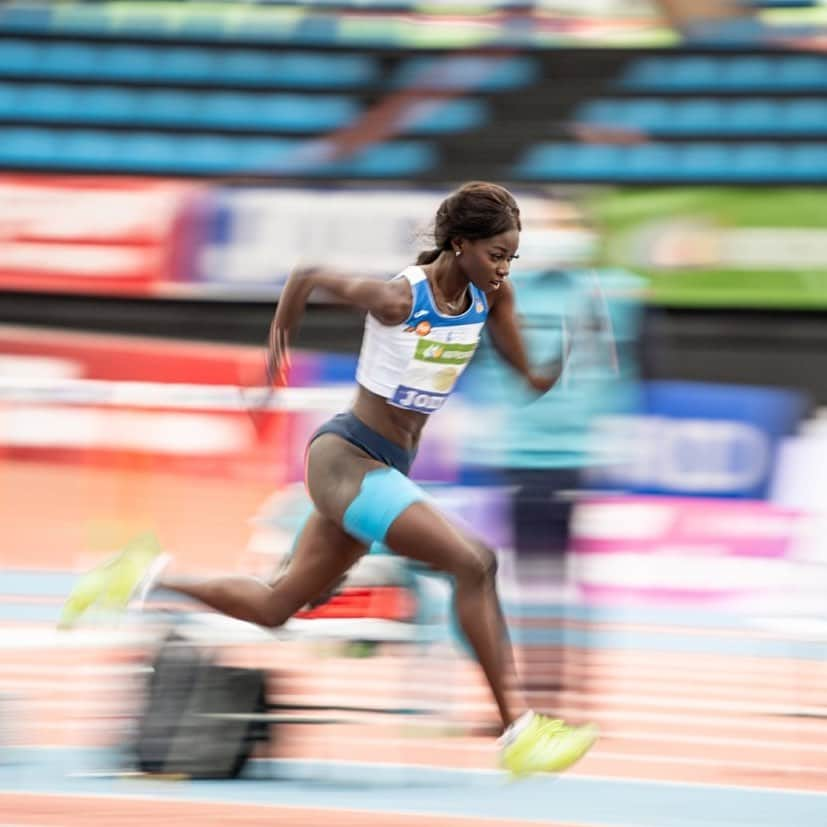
[266,267,411,383]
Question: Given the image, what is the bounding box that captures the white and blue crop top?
[355,265,489,414]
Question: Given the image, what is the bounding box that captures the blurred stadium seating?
[0,35,535,176]
[1,3,826,184]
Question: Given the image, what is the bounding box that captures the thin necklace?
[428,266,468,314]
[442,284,468,313]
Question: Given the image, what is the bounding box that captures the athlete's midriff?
[351,384,427,454]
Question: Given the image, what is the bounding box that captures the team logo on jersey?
[415,321,431,336]
[476,301,484,313]
[416,339,476,365]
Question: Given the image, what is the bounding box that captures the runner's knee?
[257,587,297,629]
[455,541,498,586]
[258,603,291,629]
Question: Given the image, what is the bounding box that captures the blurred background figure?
[459,196,644,692]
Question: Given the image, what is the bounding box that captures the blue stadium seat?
[392,56,537,91]
[512,138,827,182]
[719,57,775,90]
[188,93,258,130]
[216,51,379,88]
[17,84,78,120]
[199,93,359,132]
[0,38,380,91]
[321,141,436,177]
[396,99,488,134]
[576,96,827,137]
[59,130,120,170]
[154,47,218,83]
[230,137,299,173]
[172,135,245,174]
[729,143,787,180]
[38,43,98,79]
[617,57,667,89]
[785,144,827,180]
[622,99,673,132]
[670,57,723,90]
[576,99,622,126]
[511,143,558,178]
[0,123,433,176]
[775,56,827,90]
[783,99,827,134]
[578,144,622,179]
[214,49,278,86]
[137,90,201,127]
[0,83,19,117]
[0,127,58,165]
[0,39,40,75]
[513,143,564,178]
[675,143,729,180]
[672,99,726,133]
[515,143,626,180]
[0,82,136,124]
[513,141,813,182]
[619,57,720,91]
[723,99,778,134]
[0,79,361,133]
[622,143,679,179]
[124,132,269,174]
[77,86,137,123]
[619,55,827,92]
[576,98,724,135]
[97,45,160,81]
[0,5,52,34]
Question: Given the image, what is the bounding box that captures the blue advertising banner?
[593,381,808,500]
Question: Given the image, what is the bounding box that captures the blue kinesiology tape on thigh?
[343,467,426,545]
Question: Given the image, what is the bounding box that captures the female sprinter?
[60,181,597,775]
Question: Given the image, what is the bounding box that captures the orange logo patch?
[415,321,431,336]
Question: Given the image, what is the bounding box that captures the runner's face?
[457,229,520,294]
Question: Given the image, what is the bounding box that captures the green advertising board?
[590,188,827,309]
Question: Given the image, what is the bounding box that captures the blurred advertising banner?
[570,495,802,609]
[196,187,551,299]
[591,187,827,309]
[0,175,203,296]
[589,381,807,499]
[0,325,252,384]
[0,181,554,300]
[0,326,286,480]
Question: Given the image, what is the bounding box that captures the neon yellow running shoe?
[58,532,165,630]
[500,713,598,776]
